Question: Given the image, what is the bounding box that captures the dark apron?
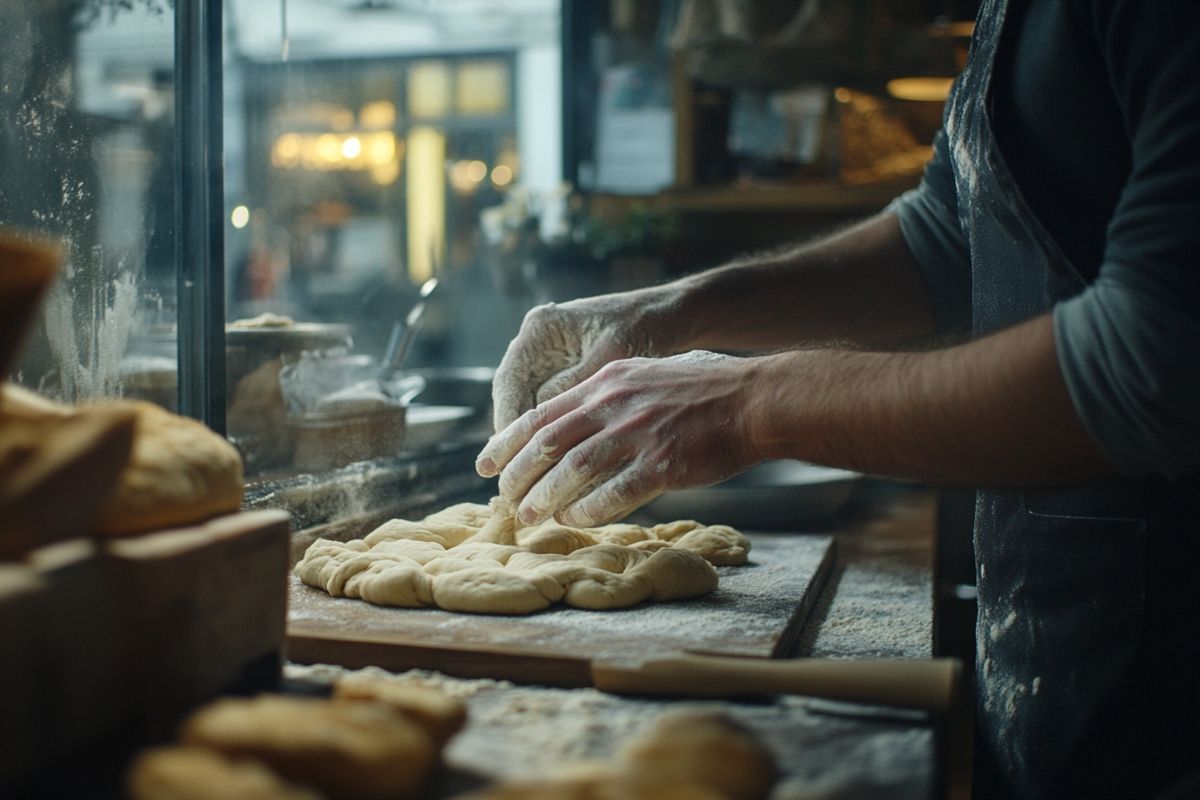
[948,2,1200,797]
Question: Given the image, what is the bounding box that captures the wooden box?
[0,510,290,790]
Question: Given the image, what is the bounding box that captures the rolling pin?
[591,653,962,713]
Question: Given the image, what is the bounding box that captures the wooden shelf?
[588,177,919,218]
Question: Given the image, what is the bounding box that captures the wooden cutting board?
[287,532,835,686]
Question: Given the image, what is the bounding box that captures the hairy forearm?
[741,314,1114,486]
[664,212,937,353]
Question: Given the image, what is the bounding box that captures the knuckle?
[626,407,658,429]
[529,403,555,430]
[531,428,560,460]
[595,360,624,381]
[647,442,676,470]
[516,404,542,430]
[564,447,592,474]
[599,384,636,409]
[524,303,559,330]
[606,479,635,506]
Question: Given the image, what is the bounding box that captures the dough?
[180,694,435,800]
[0,383,72,417]
[457,709,775,800]
[0,396,135,553]
[127,747,321,800]
[0,388,243,538]
[617,710,776,800]
[332,674,468,747]
[94,400,244,536]
[458,775,727,800]
[229,312,295,329]
[296,498,750,614]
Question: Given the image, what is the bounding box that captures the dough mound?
[128,746,321,800]
[296,498,750,614]
[333,674,468,748]
[617,710,777,800]
[458,709,775,800]
[461,774,727,800]
[94,400,245,535]
[0,388,244,538]
[181,695,435,800]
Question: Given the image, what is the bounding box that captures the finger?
[516,436,630,526]
[476,392,578,478]
[558,464,663,528]
[497,407,605,503]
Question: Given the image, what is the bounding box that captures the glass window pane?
[224,1,561,496]
[409,60,452,119]
[2,2,177,408]
[456,59,509,116]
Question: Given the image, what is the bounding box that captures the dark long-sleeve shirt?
[891,0,1200,480]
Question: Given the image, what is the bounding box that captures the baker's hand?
[476,351,763,527]
[489,289,684,434]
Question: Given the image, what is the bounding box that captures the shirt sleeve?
[887,103,973,336]
[1052,1,1200,480]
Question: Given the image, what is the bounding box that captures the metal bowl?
[407,366,494,413]
[642,460,860,530]
[223,321,353,352]
[402,404,476,452]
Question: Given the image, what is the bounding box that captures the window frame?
[175,0,227,431]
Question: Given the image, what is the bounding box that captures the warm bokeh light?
[315,133,342,164]
[409,61,452,118]
[230,205,250,229]
[366,132,396,166]
[886,77,954,102]
[466,160,487,182]
[449,160,477,194]
[834,87,852,104]
[360,100,397,130]
[371,160,401,186]
[491,164,513,187]
[407,126,446,282]
[939,21,975,37]
[272,132,302,167]
[456,59,509,115]
[271,131,400,172]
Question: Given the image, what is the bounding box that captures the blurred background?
[2,0,976,483]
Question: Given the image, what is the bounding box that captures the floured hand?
[477,351,764,527]
[489,288,685,433]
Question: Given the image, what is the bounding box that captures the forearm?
[742,313,1115,486]
[665,212,938,353]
